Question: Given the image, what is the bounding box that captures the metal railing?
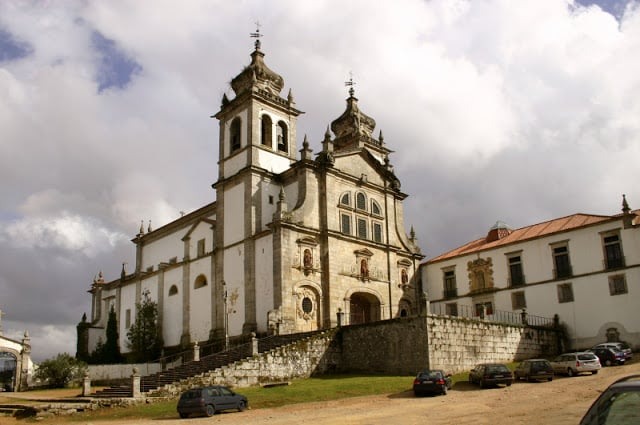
[429,303,555,328]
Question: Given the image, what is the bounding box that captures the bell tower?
[212,31,304,337]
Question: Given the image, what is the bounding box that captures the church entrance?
[0,352,17,392]
[349,293,380,325]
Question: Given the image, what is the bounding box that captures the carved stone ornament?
[467,257,494,293]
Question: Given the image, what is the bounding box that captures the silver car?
[550,352,601,377]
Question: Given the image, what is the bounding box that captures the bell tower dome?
[214,36,303,180]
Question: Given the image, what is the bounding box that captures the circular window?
[301,297,313,314]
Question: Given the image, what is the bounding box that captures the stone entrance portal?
[349,293,381,325]
[0,352,17,391]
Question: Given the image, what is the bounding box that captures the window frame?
[443,268,457,298]
[341,213,351,235]
[276,121,288,153]
[230,117,241,153]
[356,192,367,211]
[557,282,574,303]
[372,221,383,243]
[356,217,367,239]
[602,231,624,270]
[608,274,627,296]
[511,291,527,310]
[506,252,525,287]
[551,242,572,279]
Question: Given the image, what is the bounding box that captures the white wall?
[224,184,244,246]
[255,235,274,333]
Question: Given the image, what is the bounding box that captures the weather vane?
[345,71,356,97]
[250,21,263,50]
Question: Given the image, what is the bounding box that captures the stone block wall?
[427,315,559,374]
[338,317,429,375]
[151,329,340,396]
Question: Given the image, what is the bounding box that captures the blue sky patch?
[92,31,142,92]
[0,27,33,62]
[576,0,630,19]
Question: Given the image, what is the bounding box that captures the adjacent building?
[79,39,423,357]
[421,196,640,349]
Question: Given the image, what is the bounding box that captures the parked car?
[550,352,601,377]
[592,342,633,361]
[514,359,554,382]
[589,347,626,366]
[469,363,513,388]
[579,374,640,425]
[177,385,247,418]
[413,369,452,396]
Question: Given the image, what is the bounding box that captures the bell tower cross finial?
[250,21,263,50]
[345,71,356,97]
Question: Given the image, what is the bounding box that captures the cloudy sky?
[1,0,638,362]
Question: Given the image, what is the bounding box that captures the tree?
[127,290,163,362]
[90,306,123,364]
[35,353,87,388]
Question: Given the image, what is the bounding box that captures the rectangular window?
[445,303,458,316]
[475,302,493,317]
[511,291,526,310]
[357,218,367,239]
[603,234,624,269]
[553,245,572,279]
[443,270,457,298]
[197,239,206,257]
[557,283,574,303]
[508,255,525,287]
[341,214,351,235]
[125,309,131,329]
[373,222,382,243]
[608,275,627,295]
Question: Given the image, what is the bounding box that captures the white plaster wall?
[163,267,183,347]
[119,282,138,352]
[187,221,214,258]
[257,149,291,174]
[224,244,245,336]
[189,258,212,342]
[224,184,245,246]
[255,235,274,333]
[261,180,280,230]
[141,232,185,271]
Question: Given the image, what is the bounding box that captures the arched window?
[261,115,272,147]
[340,192,350,207]
[194,275,208,289]
[169,285,178,296]
[371,200,382,216]
[230,117,241,152]
[276,121,288,153]
[356,192,366,210]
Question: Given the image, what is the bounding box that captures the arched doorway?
[0,352,17,392]
[349,292,381,325]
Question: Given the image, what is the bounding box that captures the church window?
[230,117,241,152]
[301,297,313,314]
[197,239,206,257]
[557,283,574,303]
[261,115,272,147]
[357,218,367,239]
[276,121,288,153]
[371,200,382,216]
[356,192,366,210]
[608,275,627,295]
[169,285,178,296]
[194,275,207,289]
[341,214,351,235]
[511,291,526,310]
[373,222,382,243]
[340,192,351,207]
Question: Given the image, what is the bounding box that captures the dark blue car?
[177,385,247,418]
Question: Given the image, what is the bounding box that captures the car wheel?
[526,375,532,383]
[238,400,246,412]
[205,404,215,417]
[567,368,574,377]
[548,377,553,382]
[479,379,485,389]
[442,385,448,395]
[179,413,188,419]
[605,359,612,367]
[507,381,512,387]
[592,370,598,375]
[414,390,421,397]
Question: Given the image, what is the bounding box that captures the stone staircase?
[91,330,326,398]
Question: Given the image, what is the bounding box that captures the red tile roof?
[426,212,621,264]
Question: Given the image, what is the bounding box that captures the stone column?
[82,372,91,397]
[193,341,200,362]
[251,332,258,356]
[131,367,141,398]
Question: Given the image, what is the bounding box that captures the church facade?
[80,40,423,356]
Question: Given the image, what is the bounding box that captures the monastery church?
[79,37,424,356]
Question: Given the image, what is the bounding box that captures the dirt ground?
[1,360,638,425]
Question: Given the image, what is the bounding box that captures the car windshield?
[419,371,442,379]
[596,391,640,424]
[486,365,509,373]
[579,353,597,361]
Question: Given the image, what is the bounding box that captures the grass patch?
[15,371,477,423]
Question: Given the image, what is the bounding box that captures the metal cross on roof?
[345,71,356,97]
[250,21,263,50]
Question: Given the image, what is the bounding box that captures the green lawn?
[29,372,470,422]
